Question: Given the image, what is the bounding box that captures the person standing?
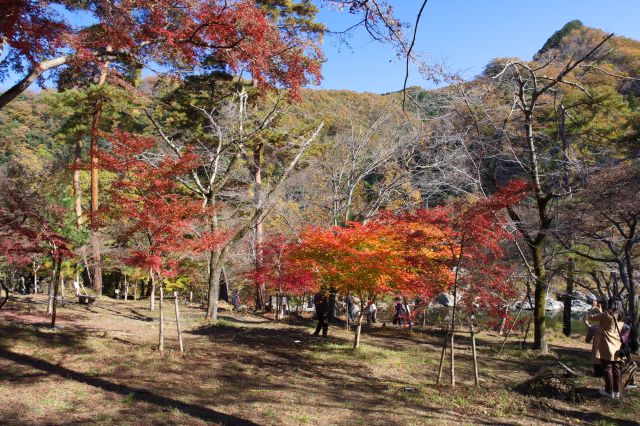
[366,299,377,324]
[588,298,626,398]
[345,294,355,322]
[393,298,405,325]
[584,298,608,377]
[232,288,241,312]
[313,291,329,337]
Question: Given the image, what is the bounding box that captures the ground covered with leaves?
[0,295,638,425]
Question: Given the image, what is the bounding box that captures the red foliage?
[288,219,455,305]
[283,179,528,321]
[0,177,72,265]
[2,1,322,99]
[244,234,316,297]
[0,0,68,77]
[100,131,222,277]
[406,179,529,319]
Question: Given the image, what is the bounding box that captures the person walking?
[313,291,329,337]
[588,298,626,398]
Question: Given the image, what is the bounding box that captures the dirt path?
[0,294,638,425]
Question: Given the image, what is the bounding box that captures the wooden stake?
[498,303,524,356]
[450,331,456,387]
[158,279,164,352]
[471,327,479,387]
[174,291,184,353]
[436,331,448,385]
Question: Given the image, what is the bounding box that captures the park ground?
[0,295,638,425]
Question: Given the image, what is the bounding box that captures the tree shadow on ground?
[185,322,546,424]
[0,322,89,353]
[526,399,638,426]
[0,348,259,426]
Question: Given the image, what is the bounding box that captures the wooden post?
[158,278,164,352]
[471,327,479,387]
[450,331,456,387]
[436,331,448,385]
[174,291,184,353]
[498,303,524,356]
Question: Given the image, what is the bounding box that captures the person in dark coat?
[313,291,329,337]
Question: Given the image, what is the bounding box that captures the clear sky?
[316,0,640,93]
[2,1,640,94]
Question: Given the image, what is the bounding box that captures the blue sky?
[3,1,640,94]
[316,0,640,93]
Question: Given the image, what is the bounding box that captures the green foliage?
[536,20,585,58]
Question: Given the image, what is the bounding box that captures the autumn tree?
[0,156,74,327]
[293,219,454,348]
[478,27,637,351]
[557,162,640,351]
[245,234,316,319]
[100,131,215,350]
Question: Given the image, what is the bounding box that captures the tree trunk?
[531,243,549,352]
[149,268,155,311]
[73,134,84,226]
[89,64,108,296]
[252,141,266,310]
[0,56,69,110]
[50,256,61,329]
[124,274,128,301]
[625,249,638,352]
[158,273,164,352]
[205,247,226,320]
[90,96,103,296]
[140,279,146,299]
[32,261,39,294]
[47,258,56,315]
[174,291,184,353]
[562,256,575,337]
[219,267,229,302]
[353,310,364,348]
[61,276,65,307]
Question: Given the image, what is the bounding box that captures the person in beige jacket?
[587,298,625,398]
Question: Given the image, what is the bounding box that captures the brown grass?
[0,294,638,425]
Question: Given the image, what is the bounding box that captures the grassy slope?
[0,295,638,425]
